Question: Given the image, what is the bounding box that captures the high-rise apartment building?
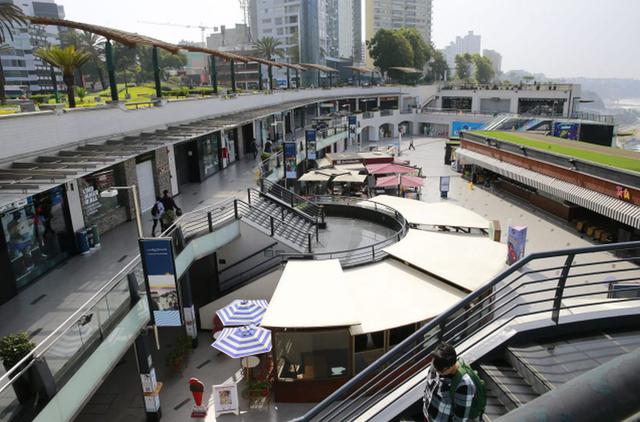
[1,0,64,97]
[443,31,481,68]
[482,49,502,75]
[365,0,433,66]
[206,24,251,50]
[325,0,361,60]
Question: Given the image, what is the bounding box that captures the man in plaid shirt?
[423,343,478,422]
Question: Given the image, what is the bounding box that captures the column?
[317,71,321,88]
[268,65,273,91]
[286,67,291,90]
[104,39,118,101]
[258,63,263,91]
[152,46,162,98]
[295,69,300,89]
[230,60,236,93]
[209,55,218,94]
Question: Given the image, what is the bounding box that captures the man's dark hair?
[163,190,169,196]
[432,343,457,371]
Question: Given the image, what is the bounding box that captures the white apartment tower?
[482,49,502,75]
[365,0,433,66]
[443,31,482,68]
[325,0,361,60]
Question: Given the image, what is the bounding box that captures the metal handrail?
[0,197,241,395]
[260,178,322,220]
[296,240,640,421]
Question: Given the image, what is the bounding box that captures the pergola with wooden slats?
[178,44,250,94]
[346,65,377,86]
[389,66,423,85]
[28,16,183,100]
[300,63,339,88]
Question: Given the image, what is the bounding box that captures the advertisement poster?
[348,115,357,126]
[507,225,528,265]
[552,122,579,140]
[450,121,485,138]
[284,142,297,179]
[439,176,450,193]
[140,238,182,326]
[305,130,317,160]
[213,383,239,417]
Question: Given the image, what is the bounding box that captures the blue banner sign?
[348,115,357,126]
[305,130,317,160]
[450,121,484,139]
[140,238,182,326]
[284,142,298,179]
[507,225,528,265]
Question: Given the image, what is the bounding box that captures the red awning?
[376,175,424,189]
[366,163,418,175]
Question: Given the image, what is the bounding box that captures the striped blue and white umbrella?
[216,299,269,326]
[211,326,272,359]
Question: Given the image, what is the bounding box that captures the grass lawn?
[473,130,640,173]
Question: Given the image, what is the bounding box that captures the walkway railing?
[295,241,640,421]
[259,178,324,223]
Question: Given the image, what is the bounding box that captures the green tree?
[473,54,495,84]
[78,31,106,90]
[397,27,432,70]
[0,3,27,104]
[368,29,413,80]
[454,53,473,82]
[136,46,187,82]
[426,49,448,82]
[35,46,90,108]
[253,36,285,60]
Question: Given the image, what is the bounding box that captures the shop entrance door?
[136,160,156,212]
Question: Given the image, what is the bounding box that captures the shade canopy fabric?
[375,175,423,188]
[344,261,466,335]
[384,229,507,292]
[389,66,423,74]
[314,158,332,169]
[346,65,376,73]
[299,171,331,182]
[211,326,272,359]
[216,299,269,326]
[300,63,339,73]
[178,44,250,62]
[333,172,367,183]
[261,260,359,329]
[369,195,491,229]
[366,163,418,175]
[457,148,640,229]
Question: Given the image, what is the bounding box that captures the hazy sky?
[56,0,640,79]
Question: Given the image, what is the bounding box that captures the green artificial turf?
[473,130,640,173]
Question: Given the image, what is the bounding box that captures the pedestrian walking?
[409,137,416,150]
[161,190,181,231]
[151,196,164,237]
[423,343,486,422]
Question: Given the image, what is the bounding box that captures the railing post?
[371,245,376,260]
[552,254,575,324]
[308,233,313,253]
[260,178,265,193]
[270,216,275,236]
[281,207,285,221]
[316,224,319,241]
[247,188,252,204]
[234,200,239,219]
[207,212,214,232]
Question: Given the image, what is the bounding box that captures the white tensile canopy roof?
[344,260,466,335]
[333,171,368,183]
[299,171,331,182]
[384,229,507,292]
[369,195,491,230]
[261,260,359,329]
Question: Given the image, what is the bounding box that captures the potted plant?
[0,332,35,403]
[165,335,192,375]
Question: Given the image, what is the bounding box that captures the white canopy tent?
[261,260,359,329]
[344,261,466,335]
[333,172,368,183]
[369,195,491,230]
[299,171,331,182]
[384,229,507,292]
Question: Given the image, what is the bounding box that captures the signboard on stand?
[284,141,297,179]
[305,130,317,160]
[507,225,528,265]
[140,238,182,326]
[439,176,451,199]
[213,383,239,417]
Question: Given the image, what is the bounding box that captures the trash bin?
[76,229,90,254]
[86,228,95,248]
[91,224,101,248]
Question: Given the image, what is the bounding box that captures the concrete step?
[478,363,540,412]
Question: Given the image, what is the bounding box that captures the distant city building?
[0,0,64,97]
[206,24,251,50]
[444,30,481,68]
[325,0,361,60]
[365,0,433,66]
[482,49,502,75]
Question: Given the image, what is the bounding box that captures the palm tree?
[0,3,27,105]
[77,31,106,90]
[253,36,285,61]
[35,46,90,108]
